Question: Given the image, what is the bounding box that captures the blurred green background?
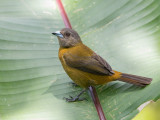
[0,0,160,120]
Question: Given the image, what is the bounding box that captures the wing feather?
[63,52,114,76]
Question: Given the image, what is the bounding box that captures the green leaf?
[132,100,160,120]
[0,0,160,120]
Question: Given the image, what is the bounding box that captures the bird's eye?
[65,32,70,37]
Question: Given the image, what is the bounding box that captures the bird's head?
[52,28,82,48]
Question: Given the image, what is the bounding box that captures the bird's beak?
[52,31,63,38]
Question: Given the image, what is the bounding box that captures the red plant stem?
[89,86,106,120]
[56,0,106,120]
[56,0,72,29]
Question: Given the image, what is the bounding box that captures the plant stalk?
[89,86,106,120]
[56,0,72,29]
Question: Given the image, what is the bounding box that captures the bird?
[52,28,152,102]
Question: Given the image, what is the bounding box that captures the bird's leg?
[64,89,87,102]
[70,82,79,87]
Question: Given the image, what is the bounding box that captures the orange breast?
[58,44,122,88]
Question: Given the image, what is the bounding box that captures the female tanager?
[52,28,152,102]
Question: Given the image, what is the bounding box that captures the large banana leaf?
[0,0,160,120]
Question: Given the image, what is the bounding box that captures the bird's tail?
[118,73,152,86]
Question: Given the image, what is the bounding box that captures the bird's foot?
[63,89,87,102]
[64,96,87,102]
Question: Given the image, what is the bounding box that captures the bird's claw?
[69,96,73,99]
